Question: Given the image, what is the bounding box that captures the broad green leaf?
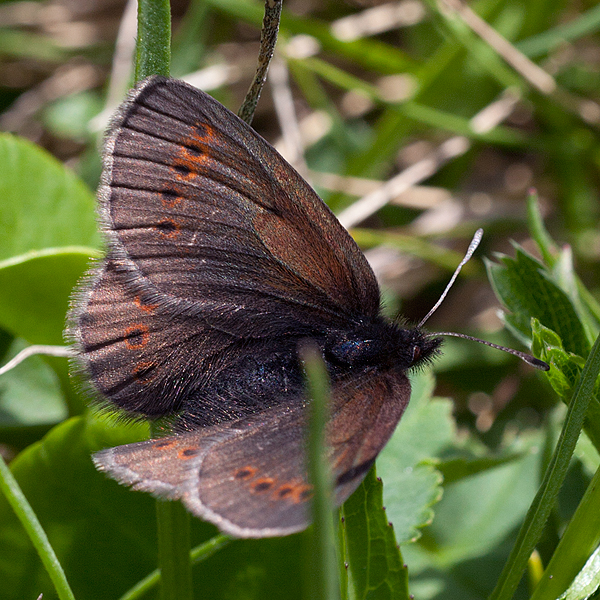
[342,467,409,600]
[0,248,98,346]
[0,133,99,260]
[415,433,543,567]
[399,431,544,600]
[0,416,150,600]
[0,338,67,444]
[377,372,452,544]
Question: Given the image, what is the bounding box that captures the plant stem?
[156,500,194,600]
[135,0,171,82]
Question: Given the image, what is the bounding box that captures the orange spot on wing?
[294,485,313,503]
[251,477,275,493]
[233,466,257,481]
[153,440,177,450]
[178,447,199,459]
[171,123,217,179]
[160,192,183,208]
[124,324,149,349]
[156,218,181,238]
[275,484,294,499]
[134,296,158,314]
[272,480,313,504]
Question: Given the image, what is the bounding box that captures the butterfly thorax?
[323,318,441,373]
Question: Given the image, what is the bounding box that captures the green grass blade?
[489,331,600,600]
[530,464,600,600]
[0,454,76,600]
[302,344,339,600]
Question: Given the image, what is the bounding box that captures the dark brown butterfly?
[69,76,545,538]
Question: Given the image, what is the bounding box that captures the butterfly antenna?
[418,228,483,328]
[427,331,549,371]
[418,229,550,371]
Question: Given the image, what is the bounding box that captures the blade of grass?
[530,464,600,600]
[293,56,530,148]
[0,454,76,600]
[350,228,481,274]
[516,3,600,59]
[526,192,559,267]
[301,343,339,600]
[489,331,600,600]
[204,0,416,75]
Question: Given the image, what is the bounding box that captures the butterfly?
[69,76,541,538]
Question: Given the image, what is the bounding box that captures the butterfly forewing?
[102,77,380,332]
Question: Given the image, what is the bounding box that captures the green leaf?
[558,544,600,600]
[377,372,452,544]
[0,248,98,346]
[0,415,150,600]
[342,467,409,600]
[43,92,103,142]
[531,465,600,600]
[0,453,76,600]
[0,414,310,600]
[0,133,99,260]
[532,320,600,451]
[526,194,560,267]
[421,436,543,567]
[0,133,100,349]
[399,431,545,599]
[0,338,67,443]
[437,452,527,486]
[490,331,600,600]
[485,246,589,356]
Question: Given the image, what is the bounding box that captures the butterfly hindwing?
[94,370,411,537]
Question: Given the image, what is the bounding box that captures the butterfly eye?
[412,346,422,363]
